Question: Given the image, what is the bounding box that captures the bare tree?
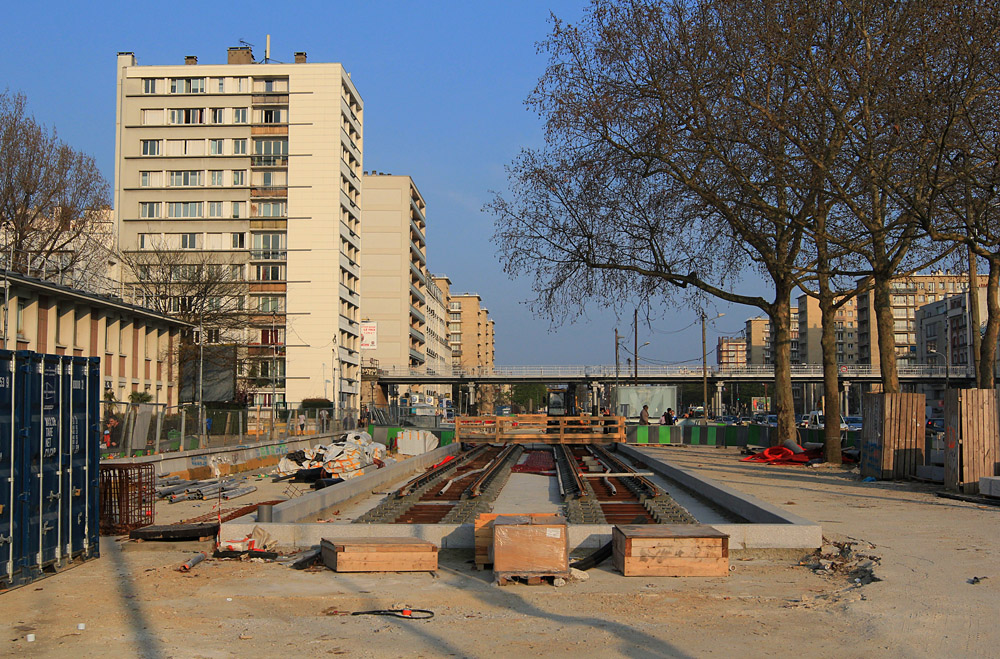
[0,91,110,273]
[118,242,252,402]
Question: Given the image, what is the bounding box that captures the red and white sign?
[360,321,377,350]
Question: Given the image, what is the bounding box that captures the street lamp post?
[701,311,725,425]
[332,334,339,426]
[270,310,276,440]
[198,308,205,445]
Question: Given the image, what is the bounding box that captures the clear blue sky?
[2,0,759,366]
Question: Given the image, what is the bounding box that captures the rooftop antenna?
[265,34,271,63]
[238,39,256,62]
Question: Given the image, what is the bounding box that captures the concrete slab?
[491,473,562,514]
[980,476,1000,498]
[916,465,944,482]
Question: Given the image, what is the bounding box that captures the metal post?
[154,408,163,454]
[702,311,708,425]
[180,410,186,449]
[332,334,339,427]
[633,309,638,382]
[614,329,620,415]
[270,310,276,440]
[198,310,205,447]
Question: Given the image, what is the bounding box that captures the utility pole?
[198,308,205,444]
[633,309,638,381]
[332,334,339,424]
[701,311,708,426]
[614,329,620,415]
[270,310,276,439]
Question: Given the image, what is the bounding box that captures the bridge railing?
[373,364,975,379]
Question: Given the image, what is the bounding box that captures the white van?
[806,410,848,431]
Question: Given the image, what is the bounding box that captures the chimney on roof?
[294,51,307,63]
[184,55,198,65]
[228,46,253,64]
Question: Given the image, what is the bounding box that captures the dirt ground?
[3,446,997,658]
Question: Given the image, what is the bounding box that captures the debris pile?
[155,476,258,502]
[801,539,881,585]
[277,431,389,482]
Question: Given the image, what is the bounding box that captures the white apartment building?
[114,47,364,408]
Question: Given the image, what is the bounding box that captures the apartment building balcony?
[339,313,359,334]
[247,344,285,357]
[409,305,426,324]
[251,124,289,137]
[250,155,288,168]
[250,249,287,262]
[409,239,426,265]
[409,283,425,305]
[249,282,287,293]
[250,186,288,199]
[409,326,426,344]
[252,94,289,105]
[341,97,361,133]
[341,189,361,220]
[409,347,426,364]
[339,252,360,278]
[339,283,360,306]
[409,261,426,285]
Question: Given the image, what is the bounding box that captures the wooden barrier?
[944,389,1000,494]
[454,414,626,444]
[860,392,925,480]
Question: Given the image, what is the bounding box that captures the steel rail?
[396,444,488,497]
[557,444,587,499]
[464,444,520,498]
[587,445,661,498]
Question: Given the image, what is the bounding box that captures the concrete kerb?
[617,443,822,548]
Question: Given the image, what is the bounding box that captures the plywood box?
[320,537,438,573]
[613,525,729,577]
[490,515,569,574]
[860,392,926,480]
[474,512,553,569]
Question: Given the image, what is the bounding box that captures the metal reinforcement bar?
[396,444,489,498]
[555,445,586,499]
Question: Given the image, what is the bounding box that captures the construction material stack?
[320,537,438,572]
[490,514,570,585]
[612,524,729,577]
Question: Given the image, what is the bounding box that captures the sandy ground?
[3,446,998,658]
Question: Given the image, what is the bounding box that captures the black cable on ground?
[351,609,435,620]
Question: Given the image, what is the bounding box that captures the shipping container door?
[26,353,63,566]
[0,351,17,584]
[86,358,100,556]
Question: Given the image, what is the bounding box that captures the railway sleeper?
[644,496,698,525]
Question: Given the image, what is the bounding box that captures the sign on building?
[360,321,377,349]
[360,366,379,381]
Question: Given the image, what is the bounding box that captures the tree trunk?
[872,275,901,393]
[818,292,844,464]
[769,289,796,445]
[969,246,982,384]
[979,257,1000,389]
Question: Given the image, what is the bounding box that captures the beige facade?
[857,272,987,367]
[450,293,495,370]
[0,271,186,406]
[114,48,363,408]
[745,307,798,365]
[795,295,859,365]
[716,336,747,367]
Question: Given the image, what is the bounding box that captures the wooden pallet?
[612,524,729,577]
[320,537,438,573]
[495,570,571,586]
[474,513,555,570]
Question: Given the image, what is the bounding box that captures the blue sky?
[2,0,758,366]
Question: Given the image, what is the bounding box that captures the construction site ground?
[4,445,998,658]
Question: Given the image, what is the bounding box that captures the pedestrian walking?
[298,412,306,435]
[639,404,650,425]
[663,408,675,425]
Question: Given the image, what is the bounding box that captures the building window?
[137,233,156,249]
[209,139,224,155]
[231,202,244,218]
[170,78,205,94]
[258,296,282,312]
[169,108,205,124]
[167,202,203,218]
[255,265,282,281]
[255,201,286,218]
[210,170,224,186]
[215,77,225,93]
[208,201,223,218]
[139,171,161,187]
[233,139,247,155]
[141,139,161,156]
[205,328,221,344]
[449,313,461,321]
[143,78,157,94]
[168,170,203,187]
[261,108,284,124]
[180,233,199,249]
[230,264,244,280]
[139,202,161,218]
[140,109,163,125]
[231,232,245,249]
[232,170,245,186]
[233,108,247,123]
[253,139,288,156]
[210,108,224,123]
[16,301,24,335]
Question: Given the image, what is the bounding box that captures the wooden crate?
[860,392,926,480]
[491,515,569,577]
[612,525,729,577]
[474,512,554,570]
[320,537,438,573]
[944,389,1000,494]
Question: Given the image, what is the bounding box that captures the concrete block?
[980,476,1000,498]
[929,450,945,466]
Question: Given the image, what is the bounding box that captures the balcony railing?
[251,155,288,167]
[250,186,288,198]
[250,249,287,261]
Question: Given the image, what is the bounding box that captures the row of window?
[142,77,288,95]
[137,232,283,251]
[141,169,245,187]
[141,138,247,157]
[140,107,290,126]
[138,200,286,219]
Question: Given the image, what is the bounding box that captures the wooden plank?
[332,553,438,572]
[614,524,729,540]
[618,556,729,577]
[625,545,724,559]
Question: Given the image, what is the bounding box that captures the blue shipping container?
[1,350,100,589]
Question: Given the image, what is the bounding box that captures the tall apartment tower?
[716,336,747,367]
[114,48,364,408]
[744,307,799,365]
[450,293,495,369]
[795,294,859,365]
[856,272,986,367]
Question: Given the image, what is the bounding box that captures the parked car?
[766,414,778,427]
[805,410,848,431]
[926,418,945,433]
[797,413,809,428]
[844,416,863,432]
